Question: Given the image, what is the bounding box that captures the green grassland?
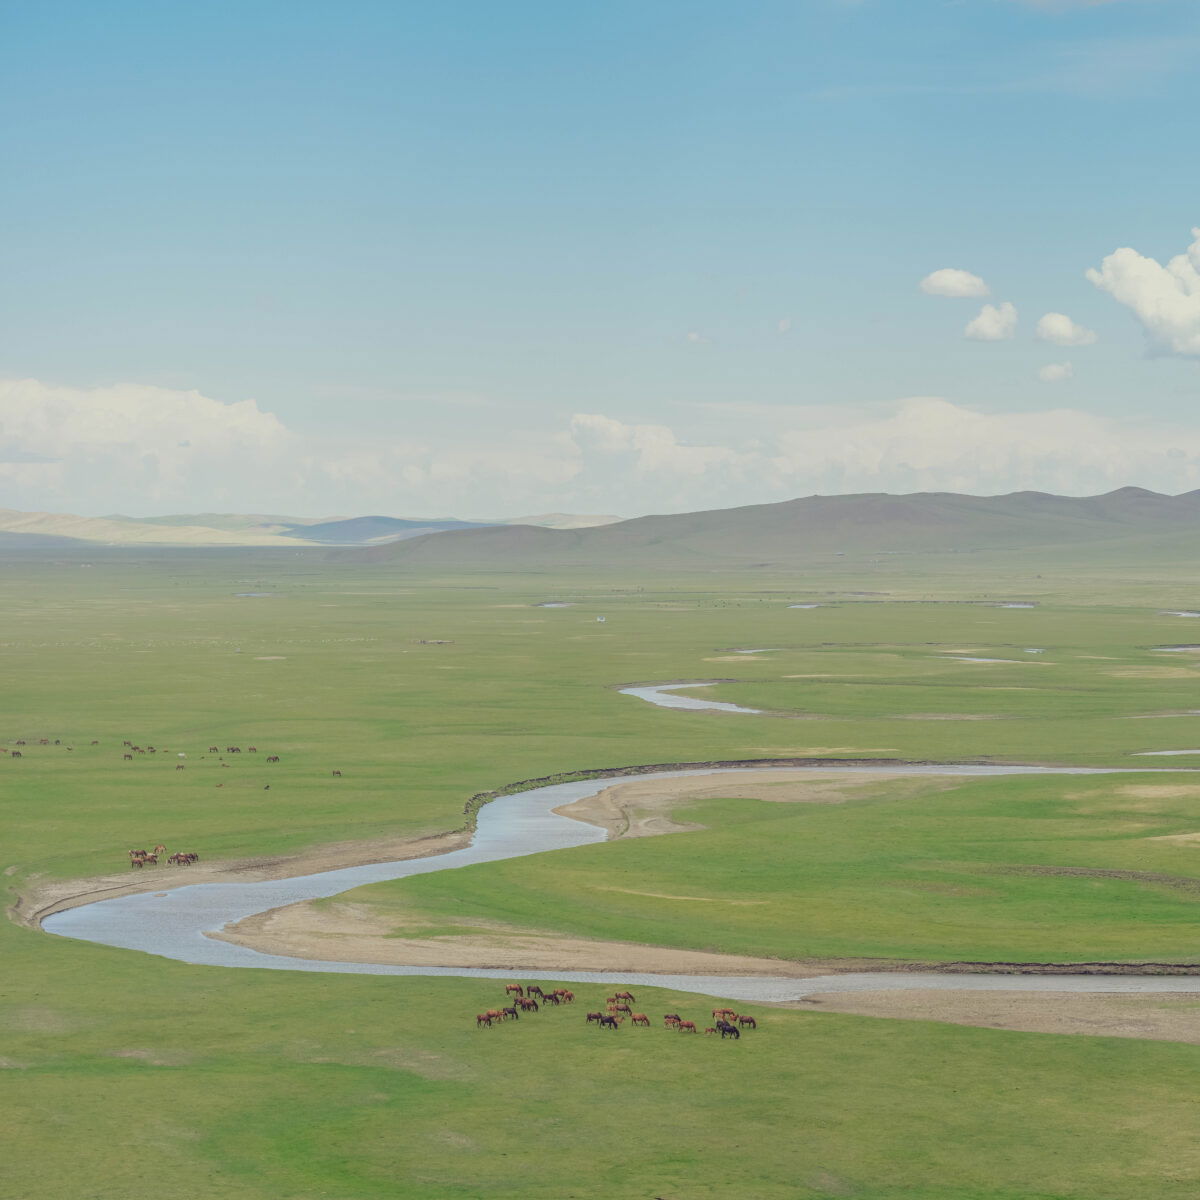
[7,546,1200,1197]
[355,773,1200,963]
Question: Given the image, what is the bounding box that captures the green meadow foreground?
[7,546,1200,1197]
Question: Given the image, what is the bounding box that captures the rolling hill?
[350,487,1200,568]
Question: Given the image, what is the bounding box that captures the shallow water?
[44,762,1200,1001]
[618,683,763,715]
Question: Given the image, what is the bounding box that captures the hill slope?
[352,487,1200,568]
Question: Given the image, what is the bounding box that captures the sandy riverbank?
[11,828,470,930]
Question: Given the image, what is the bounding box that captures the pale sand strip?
[795,989,1200,1045]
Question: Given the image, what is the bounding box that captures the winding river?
[43,753,1200,1002]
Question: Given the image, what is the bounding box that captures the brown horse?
[476,1013,493,1027]
[631,1014,650,1026]
[677,1021,698,1033]
[663,1013,682,1027]
[505,984,524,997]
[585,1011,604,1024]
[738,1015,757,1029]
[611,990,635,1002]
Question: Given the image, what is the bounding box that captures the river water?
[44,762,1200,1001]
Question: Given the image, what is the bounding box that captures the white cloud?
[0,378,579,517]
[777,317,792,334]
[1036,312,1097,346]
[564,398,1200,506]
[9,378,1200,519]
[686,331,708,344]
[1038,362,1074,382]
[920,269,990,298]
[1086,228,1200,357]
[965,302,1018,341]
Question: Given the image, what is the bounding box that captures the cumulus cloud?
[1086,228,1200,357]
[1038,362,1074,382]
[564,398,1200,505]
[9,377,1200,519]
[1036,312,1097,346]
[965,301,1018,341]
[0,378,579,517]
[920,269,990,298]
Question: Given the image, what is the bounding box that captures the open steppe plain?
[9,543,1200,1197]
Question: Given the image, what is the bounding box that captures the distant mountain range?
[349,487,1200,568]
[0,508,622,548]
[7,489,1200,562]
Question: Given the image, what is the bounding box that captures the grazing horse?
[527,986,545,999]
[610,1003,631,1015]
[598,1015,622,1030]
[123,753,133,760]
[266,756,280,763]
[501,1006,519,1021]
[612,990,635,1002]
[720,1023,741,1040]
[585,1011,604,1024]
[663,1013,682,1027]
[505,984,524,997]
[517,997,538,1012]
[541,992,561,1005]
[175,764,185,770]
[247,746,258,753]
[10,751,21,759]
[476,1013,493,1027]
[209,746,220,753]
[713,1008,737,1020]
[631,1013,650,1026]
[331,769,342,777]
[737,1015,757,1029]
[704,1027,718,1036]
[556,989,574,1003]
[677,1021,698,1033]
[91,740,99,745]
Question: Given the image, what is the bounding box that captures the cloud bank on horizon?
[6,375,1200,518]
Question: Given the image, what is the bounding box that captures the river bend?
[43,763,1200,1002]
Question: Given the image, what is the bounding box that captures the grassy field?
[6,545,1200,1197]
[348,772,1200,963]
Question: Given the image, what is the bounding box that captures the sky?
[1,0,1198,519]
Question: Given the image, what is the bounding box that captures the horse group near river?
[478,986,760,1044]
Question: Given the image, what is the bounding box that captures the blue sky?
[2,0,1198,517]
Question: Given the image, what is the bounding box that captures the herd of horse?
[128,846,200,868]
[477,985,759,1040]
